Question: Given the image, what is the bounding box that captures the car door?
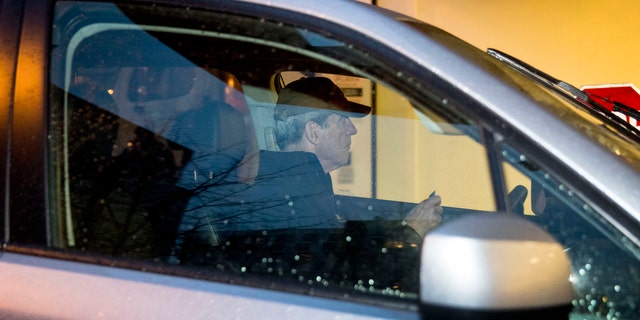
[0,0,453,317]
[2,0,640,319]
[1,0,430,318]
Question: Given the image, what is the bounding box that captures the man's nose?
[346,118,357,135]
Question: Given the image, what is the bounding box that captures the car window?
[47,1,495,301]
[31,1,640,317]
[501,143,640,319]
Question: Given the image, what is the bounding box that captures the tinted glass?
[48,1,494,300]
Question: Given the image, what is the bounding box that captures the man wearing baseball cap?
[173,77,442,289]
[232,77,441,237]
[272,77,370,173]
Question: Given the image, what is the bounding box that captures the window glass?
[501,143,640,319]
[48,1,494,300]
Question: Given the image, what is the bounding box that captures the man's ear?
[304,121,321,145]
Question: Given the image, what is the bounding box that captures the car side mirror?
[420,213,573,320]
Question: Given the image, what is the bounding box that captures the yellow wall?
[379,0,640,89]
[371,0,640,212]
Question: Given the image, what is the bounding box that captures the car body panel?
[7,0,50,245]
[0,0,25,244]
[0,251,417,319]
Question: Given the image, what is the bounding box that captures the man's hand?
[404,195,442,237]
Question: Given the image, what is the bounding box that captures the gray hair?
[274,110,331,150]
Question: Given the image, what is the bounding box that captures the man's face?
[314,113,358,173]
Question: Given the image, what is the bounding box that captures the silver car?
[1,0,639,319]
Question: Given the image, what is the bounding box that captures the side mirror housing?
[420,213,573,319]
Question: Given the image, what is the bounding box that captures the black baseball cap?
[274,77,371,121]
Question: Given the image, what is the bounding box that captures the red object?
[581,84,640,127]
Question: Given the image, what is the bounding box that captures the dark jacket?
[174,150,343,253]
[174,150,421,291]
[183,150,343,231]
